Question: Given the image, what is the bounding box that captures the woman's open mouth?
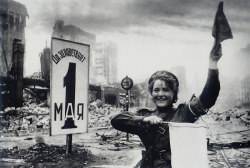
[156,97,167,101]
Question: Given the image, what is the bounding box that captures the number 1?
[62,62,77,129]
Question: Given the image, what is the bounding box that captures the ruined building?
[51,20,96,83]
[40,47,50,81]
[0,0,28,109]
[239,75,250,106]
[48,20,118,85]
[0,0,28,76]
[93,42,118,84]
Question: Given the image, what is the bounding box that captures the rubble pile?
[208,148,250,168]
[0,106,50,136]
[88,101,124,128]
[1,101,121,136]
[0,89,50,136]
[27,72,42,79]
[0,93,135,137]
[0,143,92,164]
[200,108,250,145]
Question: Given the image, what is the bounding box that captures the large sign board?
[50,38,89,135]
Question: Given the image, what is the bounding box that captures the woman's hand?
[209,43,222,69]
[143,116,162,125]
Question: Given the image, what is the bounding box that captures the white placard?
[50,38,89,135]
[169,122,209,168]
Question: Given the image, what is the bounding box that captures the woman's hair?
[148,70,179,103]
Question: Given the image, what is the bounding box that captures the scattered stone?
[0,143,92,164]
[35,135,45,144]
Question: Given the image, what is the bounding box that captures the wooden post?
[126,90,129,141]
[116,85,120,108]
[126,90,129,111]
[121,76,133,141]
[66,134,73,154]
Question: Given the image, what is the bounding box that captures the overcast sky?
[16,0,250,85]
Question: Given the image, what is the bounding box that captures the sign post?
[66,134,73,154]
[50,38,90,153]
[121,76,133,141]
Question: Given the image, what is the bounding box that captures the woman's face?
[151,79,174,108]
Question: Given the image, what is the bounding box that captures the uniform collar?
[154,105,174,119]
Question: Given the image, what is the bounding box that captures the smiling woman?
[111,43,222,168]
[151,78,175,109]
[148,71,179,104]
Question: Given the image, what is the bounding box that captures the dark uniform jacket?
[111,69,220,168]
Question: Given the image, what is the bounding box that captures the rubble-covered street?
[0,127,143,168]
[1,0,250,167]
[0,93,144,167]
[202,109,250,168]
[1,93,250,167]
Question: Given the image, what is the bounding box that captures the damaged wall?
[0,0,28,76]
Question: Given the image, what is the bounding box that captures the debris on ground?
[1,87,250,167]
[0,143,92,165]
[88,103,124,128]
[0,106,50,136]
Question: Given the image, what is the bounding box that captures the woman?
[111,44,222,168]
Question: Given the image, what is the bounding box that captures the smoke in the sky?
[23,0,250,36]
[15,0,250,81]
